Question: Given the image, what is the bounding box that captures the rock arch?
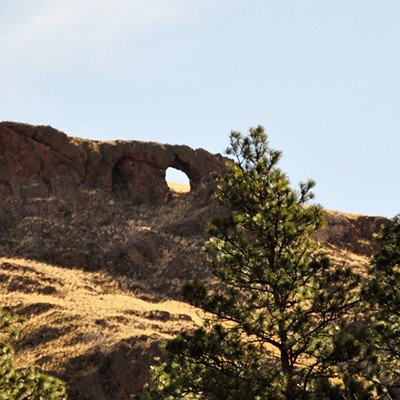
[0,121,226,206]
[111,157,169,204]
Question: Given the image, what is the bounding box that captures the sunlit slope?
[0,257,201,398]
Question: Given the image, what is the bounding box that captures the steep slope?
[0,121,226,297]
[0,122,391,399]
[0,257,201,399]
[0,247,372,399]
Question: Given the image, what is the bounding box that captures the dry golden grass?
[0,257,202,376]
[325,209,381,219]
[0,242,371,367]
[324,246,369,268]
[0,209,377,398]
[167,181,191,194]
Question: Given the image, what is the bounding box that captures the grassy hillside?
[0,257,201,399]
[0,236,371,399]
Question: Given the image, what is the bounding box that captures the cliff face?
[0,122,228,296]
[0,121,224,205]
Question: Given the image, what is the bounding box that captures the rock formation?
[0,121,224,206]
[0,122,390,290]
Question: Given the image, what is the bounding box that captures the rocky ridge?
[0,121,227,296]
[0,122,391,399]
[0,121,224,205]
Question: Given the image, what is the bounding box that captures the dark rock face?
[317,211,390,257]
[0,121,224,206]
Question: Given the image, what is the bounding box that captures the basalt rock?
[318,211,389,257]
[0,121,224,207]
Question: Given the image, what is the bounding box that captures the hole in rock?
[166,167,191,194]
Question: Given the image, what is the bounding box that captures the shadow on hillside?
[63,336,163,400]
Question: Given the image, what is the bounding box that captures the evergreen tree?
[366,214,400,396]
[137,127,371,399]
[0,306,67,399]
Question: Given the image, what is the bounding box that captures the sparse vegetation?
[0,257,202,399]
[0,123,395,399]
[0,306,67,399]
[137,127,398,399]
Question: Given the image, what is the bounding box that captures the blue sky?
[1,0,399,217]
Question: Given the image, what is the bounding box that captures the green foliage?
[0,307,67,400]
[137,127,375,399]
[365,214,400,394]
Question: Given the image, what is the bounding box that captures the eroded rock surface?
[0,122,227,297]
[0,121,224,206]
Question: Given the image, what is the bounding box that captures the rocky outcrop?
[0,121,225,206]
[0,122,226,297]
[0,121,391,296]
[318,211,389,257]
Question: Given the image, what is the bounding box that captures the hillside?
[0,256,201,398]
[0,122,390,399]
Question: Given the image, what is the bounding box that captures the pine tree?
[366,214,400,396]
[137,127,371,399]
[0,307,67,399]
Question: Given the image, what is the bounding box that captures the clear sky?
[1,1,399,217]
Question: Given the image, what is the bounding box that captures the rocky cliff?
[0,121,228,296]
[0,121,224,205]
[0,121,390,292]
